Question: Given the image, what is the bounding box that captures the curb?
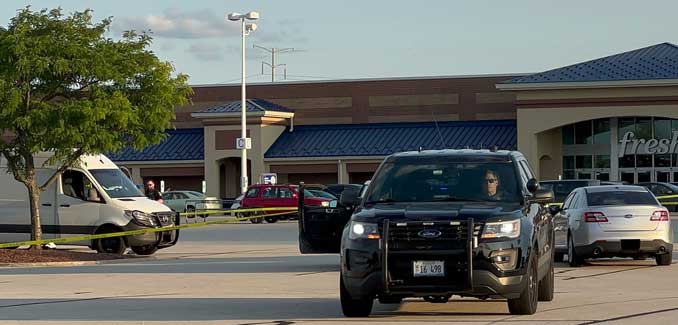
[0,255,157,268]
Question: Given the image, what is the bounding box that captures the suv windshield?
[365,160,520,203]
[90,169,144,198]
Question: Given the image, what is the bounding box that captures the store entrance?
[619,168,674,184]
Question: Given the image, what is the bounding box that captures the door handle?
[60,204,70,208]
[42,203,52,207]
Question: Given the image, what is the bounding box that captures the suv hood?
[352,201,523,223]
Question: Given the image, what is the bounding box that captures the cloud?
[113,8,240,39]
[186,43,224,61]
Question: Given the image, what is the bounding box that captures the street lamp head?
[245,11,260,20]
[245,23,257,32]
[227,13,243,21]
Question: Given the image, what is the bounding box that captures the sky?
[3,0,678,85]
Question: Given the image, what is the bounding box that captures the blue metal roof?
[505,42,678,84]
[108,128,204,162]
[197,99,294,114]
[264,120,517,158]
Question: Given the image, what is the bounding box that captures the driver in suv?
[336,149,555,317]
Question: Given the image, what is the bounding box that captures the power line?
[253,45,301,82]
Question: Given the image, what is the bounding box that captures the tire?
[656,253,672,266]
[507,252,539,315]
[340,276,373,317]
[567,234,584,267]
[94,227,127,255]
[185,206,196,223]
[131,245,159,255]
[264,216,278,223]
[378,296,402,304]
[538,249,555,302]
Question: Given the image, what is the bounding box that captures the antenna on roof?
[418,146,423,152]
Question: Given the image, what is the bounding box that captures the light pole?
[227,11,259,194]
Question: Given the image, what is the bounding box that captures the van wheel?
[94,227,127,255]
[247,210,264,224]
[656,253,672,266]
[340,276,373,317]
[131,245,159,256]
[508,252,538,315]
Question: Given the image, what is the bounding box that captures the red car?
[240,184,332,223]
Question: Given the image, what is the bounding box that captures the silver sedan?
[553,185,673,266]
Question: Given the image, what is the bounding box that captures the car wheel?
[131,245,159,255]
[247,211,264,224]
[185,206,196,223]
[656,253,672,266]
[507,252,538,315]
[538,249,555,302]
[94,227,127,255]
[340,276,373,317]
[264,216,278,223]
[567,234,584,267]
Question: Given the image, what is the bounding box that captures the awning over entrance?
[264,120,517,158]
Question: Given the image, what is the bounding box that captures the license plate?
[413,260,445,277]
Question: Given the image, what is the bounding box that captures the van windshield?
[365,161,521,204]
[90,169,144,198]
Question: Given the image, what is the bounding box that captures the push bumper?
[122,213,179,249]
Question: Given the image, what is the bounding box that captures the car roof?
[582,185,649,193]
[386,149,521,162]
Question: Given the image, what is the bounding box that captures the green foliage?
[0,7,191,182]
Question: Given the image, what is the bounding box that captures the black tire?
[508,252,539,315]
[340,276,373,317]
[567,234,584,267]
[378,296,403,304]
[264,216,278,223]
[185,206,196,223]
[538,249,555,302]
[94,227,127,255]
[656,253,672,266]
[131,245,159,255]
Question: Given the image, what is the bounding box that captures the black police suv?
[298,149,556,317]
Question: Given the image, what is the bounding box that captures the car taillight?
[293,193,298,199]
[651,210,669,221]
[584,212,608,223]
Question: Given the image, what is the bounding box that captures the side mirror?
[527,178,539,193]
[548,204,561,215]
[88,188,100,202]
[340,187,361,207]
[531,188,554,204]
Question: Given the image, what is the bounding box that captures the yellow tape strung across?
[0,209,297,249]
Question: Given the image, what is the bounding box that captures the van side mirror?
[548,204,561,215]
[531,188,554,204]
[340,187,361,207]
[527,178,539,193]
[88,188,101,203]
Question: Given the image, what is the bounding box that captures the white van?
[0,153,178,255]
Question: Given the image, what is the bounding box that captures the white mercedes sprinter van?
[0,153,178,255]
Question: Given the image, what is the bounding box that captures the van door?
[298,186,352,254]
[37,170,58,240]
[57,170,103,238]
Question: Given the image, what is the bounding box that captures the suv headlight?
[125,210,157,227]
[482,219,520,239]
[349,222,380,240]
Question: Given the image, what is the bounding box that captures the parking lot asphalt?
[1,220,677,324]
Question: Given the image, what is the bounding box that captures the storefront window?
[593,119,610,144]
[618,118,635,141]
[596,172,609,181]
[594,155,610,168]
[656,154,671,168]
[672,120,678,135]
[575,121,593,144]
[563,156,575,169]
[620,172,635,184]
[654,118,672,140]
[575,155,592,169]
[635,118,652,140]
[562,124,574,145]
[637,171,651,183]
[636,154,653,168]
[577,172,592,180]
[619,155,635,168]
[563,170,575,179]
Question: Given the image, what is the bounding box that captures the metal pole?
[240,18,248,194]
[271,48,275,82]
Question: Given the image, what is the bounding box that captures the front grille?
[152,212,175,226]
[384,219,477,292]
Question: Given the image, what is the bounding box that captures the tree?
[0,7,192,248]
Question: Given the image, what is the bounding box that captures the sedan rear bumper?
[576,239,672,258]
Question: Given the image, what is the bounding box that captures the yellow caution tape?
[0,209,296,249]
[656,194,678,200]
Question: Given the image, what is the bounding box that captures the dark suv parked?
[298,149,556,317]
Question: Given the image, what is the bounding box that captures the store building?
[108,42,678,198]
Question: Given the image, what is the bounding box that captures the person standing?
[145,180,164,204]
